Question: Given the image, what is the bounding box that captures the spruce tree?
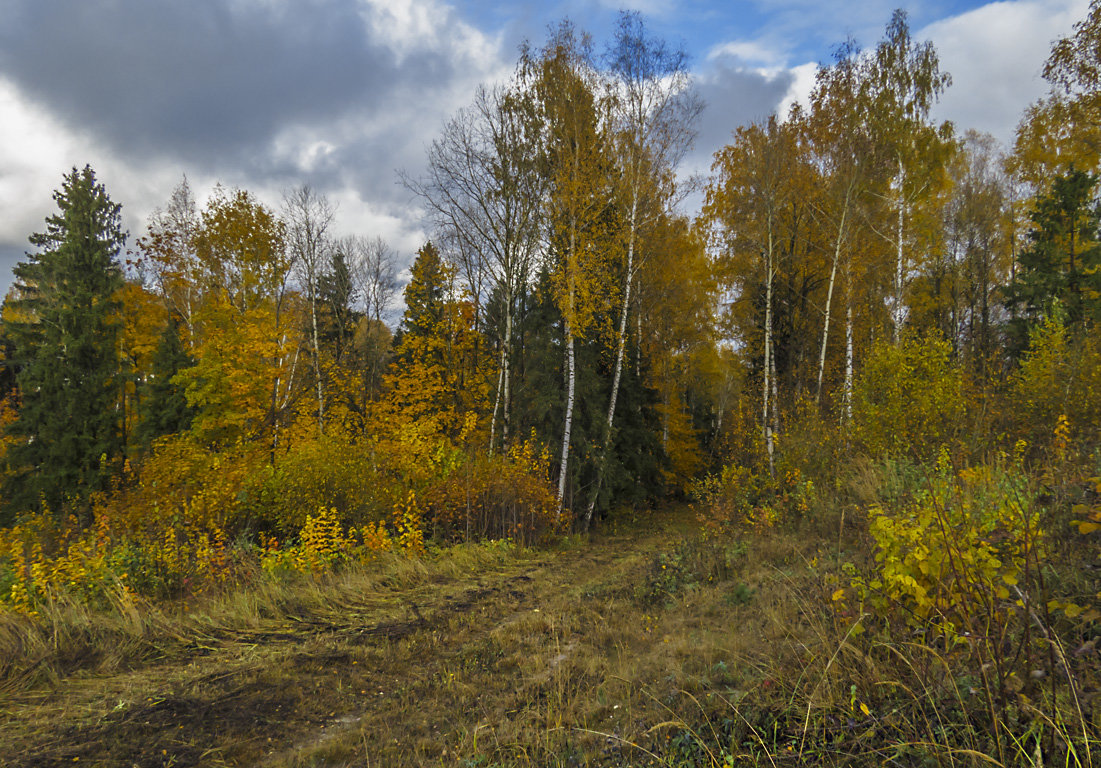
[135,316,195,449]
[1005,169,1101,352]
[3,165,126,518]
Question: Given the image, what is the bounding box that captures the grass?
[2,493,1099,767]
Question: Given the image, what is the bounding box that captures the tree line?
[0,6,1099,543]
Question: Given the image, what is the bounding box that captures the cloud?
[683,62,797,183]
[0,0,511,290]
[0,0,500,171]
[707,39,788,67]
[921,0,1089,146]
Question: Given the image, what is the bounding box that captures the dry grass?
[2,507,815,767]
[7,498,1093,767]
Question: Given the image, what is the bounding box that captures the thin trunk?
[764,221,775,478]
[843,278,854,425]
[893,156,905,345]
[770,343,780,439]
[557,213,578,520]
[816,197,848,402]
[488,296,515,456]
[310,283,324,436]
[557,317,576,519]
[585,194,638,527]
[502,305,512,449]
[489,353,505,455]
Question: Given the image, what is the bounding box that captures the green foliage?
[845,453,1043,636]
[691,460,815,535]
[135,317,195,449]
[3,165,126,518]
[1011,309,1101,449]
[852,333,963,460]
[1004,169,1101,348]
[243,435,390,537]
[636,536,747,606]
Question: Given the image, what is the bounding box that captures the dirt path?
[3,509,723,767]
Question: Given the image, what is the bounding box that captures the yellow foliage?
[260,498,425,576]
[691,462,814,536]
[852,333,963,460]
[846,453,1043,637]
[1011,312,1101,450]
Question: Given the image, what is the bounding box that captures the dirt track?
[2,512,704,767]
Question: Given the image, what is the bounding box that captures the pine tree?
[1005,168,1101,351]
[135,316,195,449]
[3,165,126,518]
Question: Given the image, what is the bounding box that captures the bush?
[843,452,1043,637]
[852,334,964,461]
[422,437,561,545]
[690,462,814,536]
[1011,312,1101,453]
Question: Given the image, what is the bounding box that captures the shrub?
[1011,312,1101,453]
[852,334,964,461]
[843,453,1043,638]
[422,436,561,545]
[690,462,814,536]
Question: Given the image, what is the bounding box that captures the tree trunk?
[584,195,638,528]
[488,290,513,455]
[557,316,576,519]
[763,222,775,478]
[843,280,854,425]
[816,197,848,403]
[893,156,905,345]
[489,353,505,455]
[310,283,324,436]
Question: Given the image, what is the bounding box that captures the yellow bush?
[421,436,561,544]
[845,453,1043,637]
[261,498,426,577]
[691,461,814,536]
[853,334,964,461]
[1011,313,1101,452]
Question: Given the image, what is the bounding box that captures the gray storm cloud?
[688,63,796,173]
[0,0,488,185]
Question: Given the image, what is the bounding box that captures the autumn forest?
[3,5,1101,767]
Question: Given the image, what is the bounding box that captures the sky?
[0,0,1090,300]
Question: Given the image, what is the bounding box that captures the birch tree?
[584,11,703,525]
[338,234,397,407]
[865,10,952,345]
[136,177,202,338]
[806,41,879,415]
[413,82,544,455]
[705,116,798,476]
[284,185,335,436]
[533,23,618,517]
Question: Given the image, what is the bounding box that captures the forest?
[2,4,1101,767]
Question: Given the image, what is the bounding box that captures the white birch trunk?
[557,316,576,518]
[489,299,514,456]
[843,288,854,424]
[489,351,505,455]
[763,222,775,478]
[816,200,848,402]
[584,194,638,526]
[893,155,905,345]
[770,342,780,439]
[310,284,324,436]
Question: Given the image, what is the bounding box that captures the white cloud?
[922,0,1090,145]
[707,39,787,67]
[0,77,94,249]
[777,61,818,118]
[0,0,520,294]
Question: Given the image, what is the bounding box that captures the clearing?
[1,507,815,767]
